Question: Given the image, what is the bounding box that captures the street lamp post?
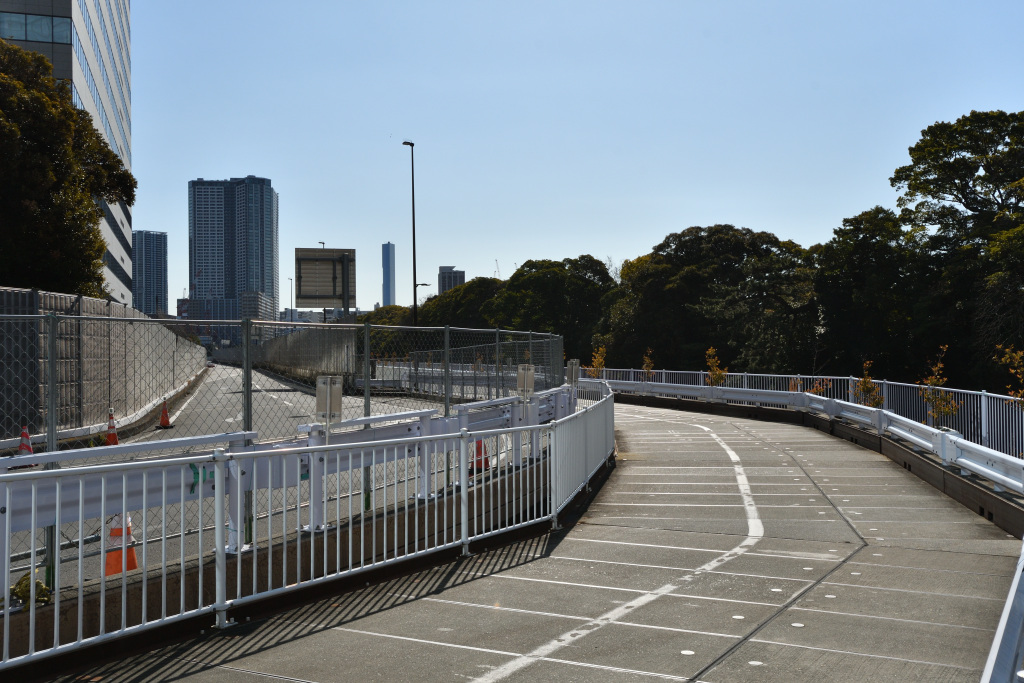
[402,140,418,325]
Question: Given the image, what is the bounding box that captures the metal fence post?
[213,450,230,628]
[882,380,889,411]
[43,314,59,588]
[363,323,371,418]
[459,428,470,556]
[242,320,253,433]
[849,376,855,403]
[444,325,451,418]
[494,328,501,399]
[981,390,989,448]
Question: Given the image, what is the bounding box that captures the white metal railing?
[0,381,615,668]
[593,368,1024,459]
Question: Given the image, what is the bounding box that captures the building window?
[0,13,26,40]
[25,14,52,42]
[52,17,71,44]
[0,13,71,44]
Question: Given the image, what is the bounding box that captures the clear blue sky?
[130,1,1024,312]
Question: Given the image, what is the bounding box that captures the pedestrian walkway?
[54,403,1020,682]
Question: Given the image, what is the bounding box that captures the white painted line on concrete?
[471,422,764,683]
[789,606,996,631]
[594,502,832,508]
[844,561,1014,577]
[747,639,979,670]
[169,388,201,422]
[821,581,1005,601]
[327,625,691,681]
[545,553,815,584]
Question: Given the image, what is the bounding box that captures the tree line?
[361,109,1024,392]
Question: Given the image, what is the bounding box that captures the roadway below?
[51,403,1020,682]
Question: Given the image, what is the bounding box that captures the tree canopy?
[0,39,136,297]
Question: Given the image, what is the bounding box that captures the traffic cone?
[104,513,138,576]
[157,399,173,429]
[470,439,489,473]
[17,424,32,455]
[105,409,119,445]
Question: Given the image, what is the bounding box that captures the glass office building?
[132,230,167,315]
[1,0,133,303]
[186,176,279,323]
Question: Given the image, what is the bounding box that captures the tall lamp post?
[402,140,418,325]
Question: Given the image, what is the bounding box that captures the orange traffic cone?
[156,399,173,429]
[470,439,489,473]
[105,409,119,445]
[104,513,138,576]
[17,424,32,455]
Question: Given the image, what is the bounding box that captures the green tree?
[813,207,926,378]
[0,39,136,297]
[482,256,614,361]
[890,110,1024,385]
[418,277,503,328]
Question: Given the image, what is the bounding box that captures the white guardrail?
[0,380,614,669]
[605,374,1024,682]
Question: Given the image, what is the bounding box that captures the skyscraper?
[382,242,395,306]
[132,230,167,315]
[1,1,133,303]
[438,266,465,295]
[186,176,279,321]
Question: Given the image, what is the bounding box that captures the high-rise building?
[185,176,279,322]
[1,1,134,303]
[132,230,167,315]
[438,266,465,295]
[382,242,395,306]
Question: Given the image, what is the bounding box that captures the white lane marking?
[471,422,764,683]
[328,626,690,681]
[544,554,816,583]
[789,607,996,631]
[569,536,839,565]
[594,503,831,508]
[169,389,200,423]
[821,582,1004,601]
[479,573,780,606]
[747,639,978,670]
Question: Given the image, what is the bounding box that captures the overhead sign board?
[295,248,356,310]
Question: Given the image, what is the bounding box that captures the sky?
[130,1,1024,313]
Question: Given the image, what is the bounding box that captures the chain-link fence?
[2,310,565,580]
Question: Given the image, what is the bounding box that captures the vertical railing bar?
[121,472,127,631]
[359,450,365,570]
[197,465,204,610]
[100,475,106,635]
[29,481,37,655]
[160,469,166,621]
[141,471,147,627]
[179,468,184,616]
[347,451,353,573]
[77,477,84,642]
[296,455,303,586]
[213,453,226,629]
[53,478,61,649]
[372,448,377,565]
